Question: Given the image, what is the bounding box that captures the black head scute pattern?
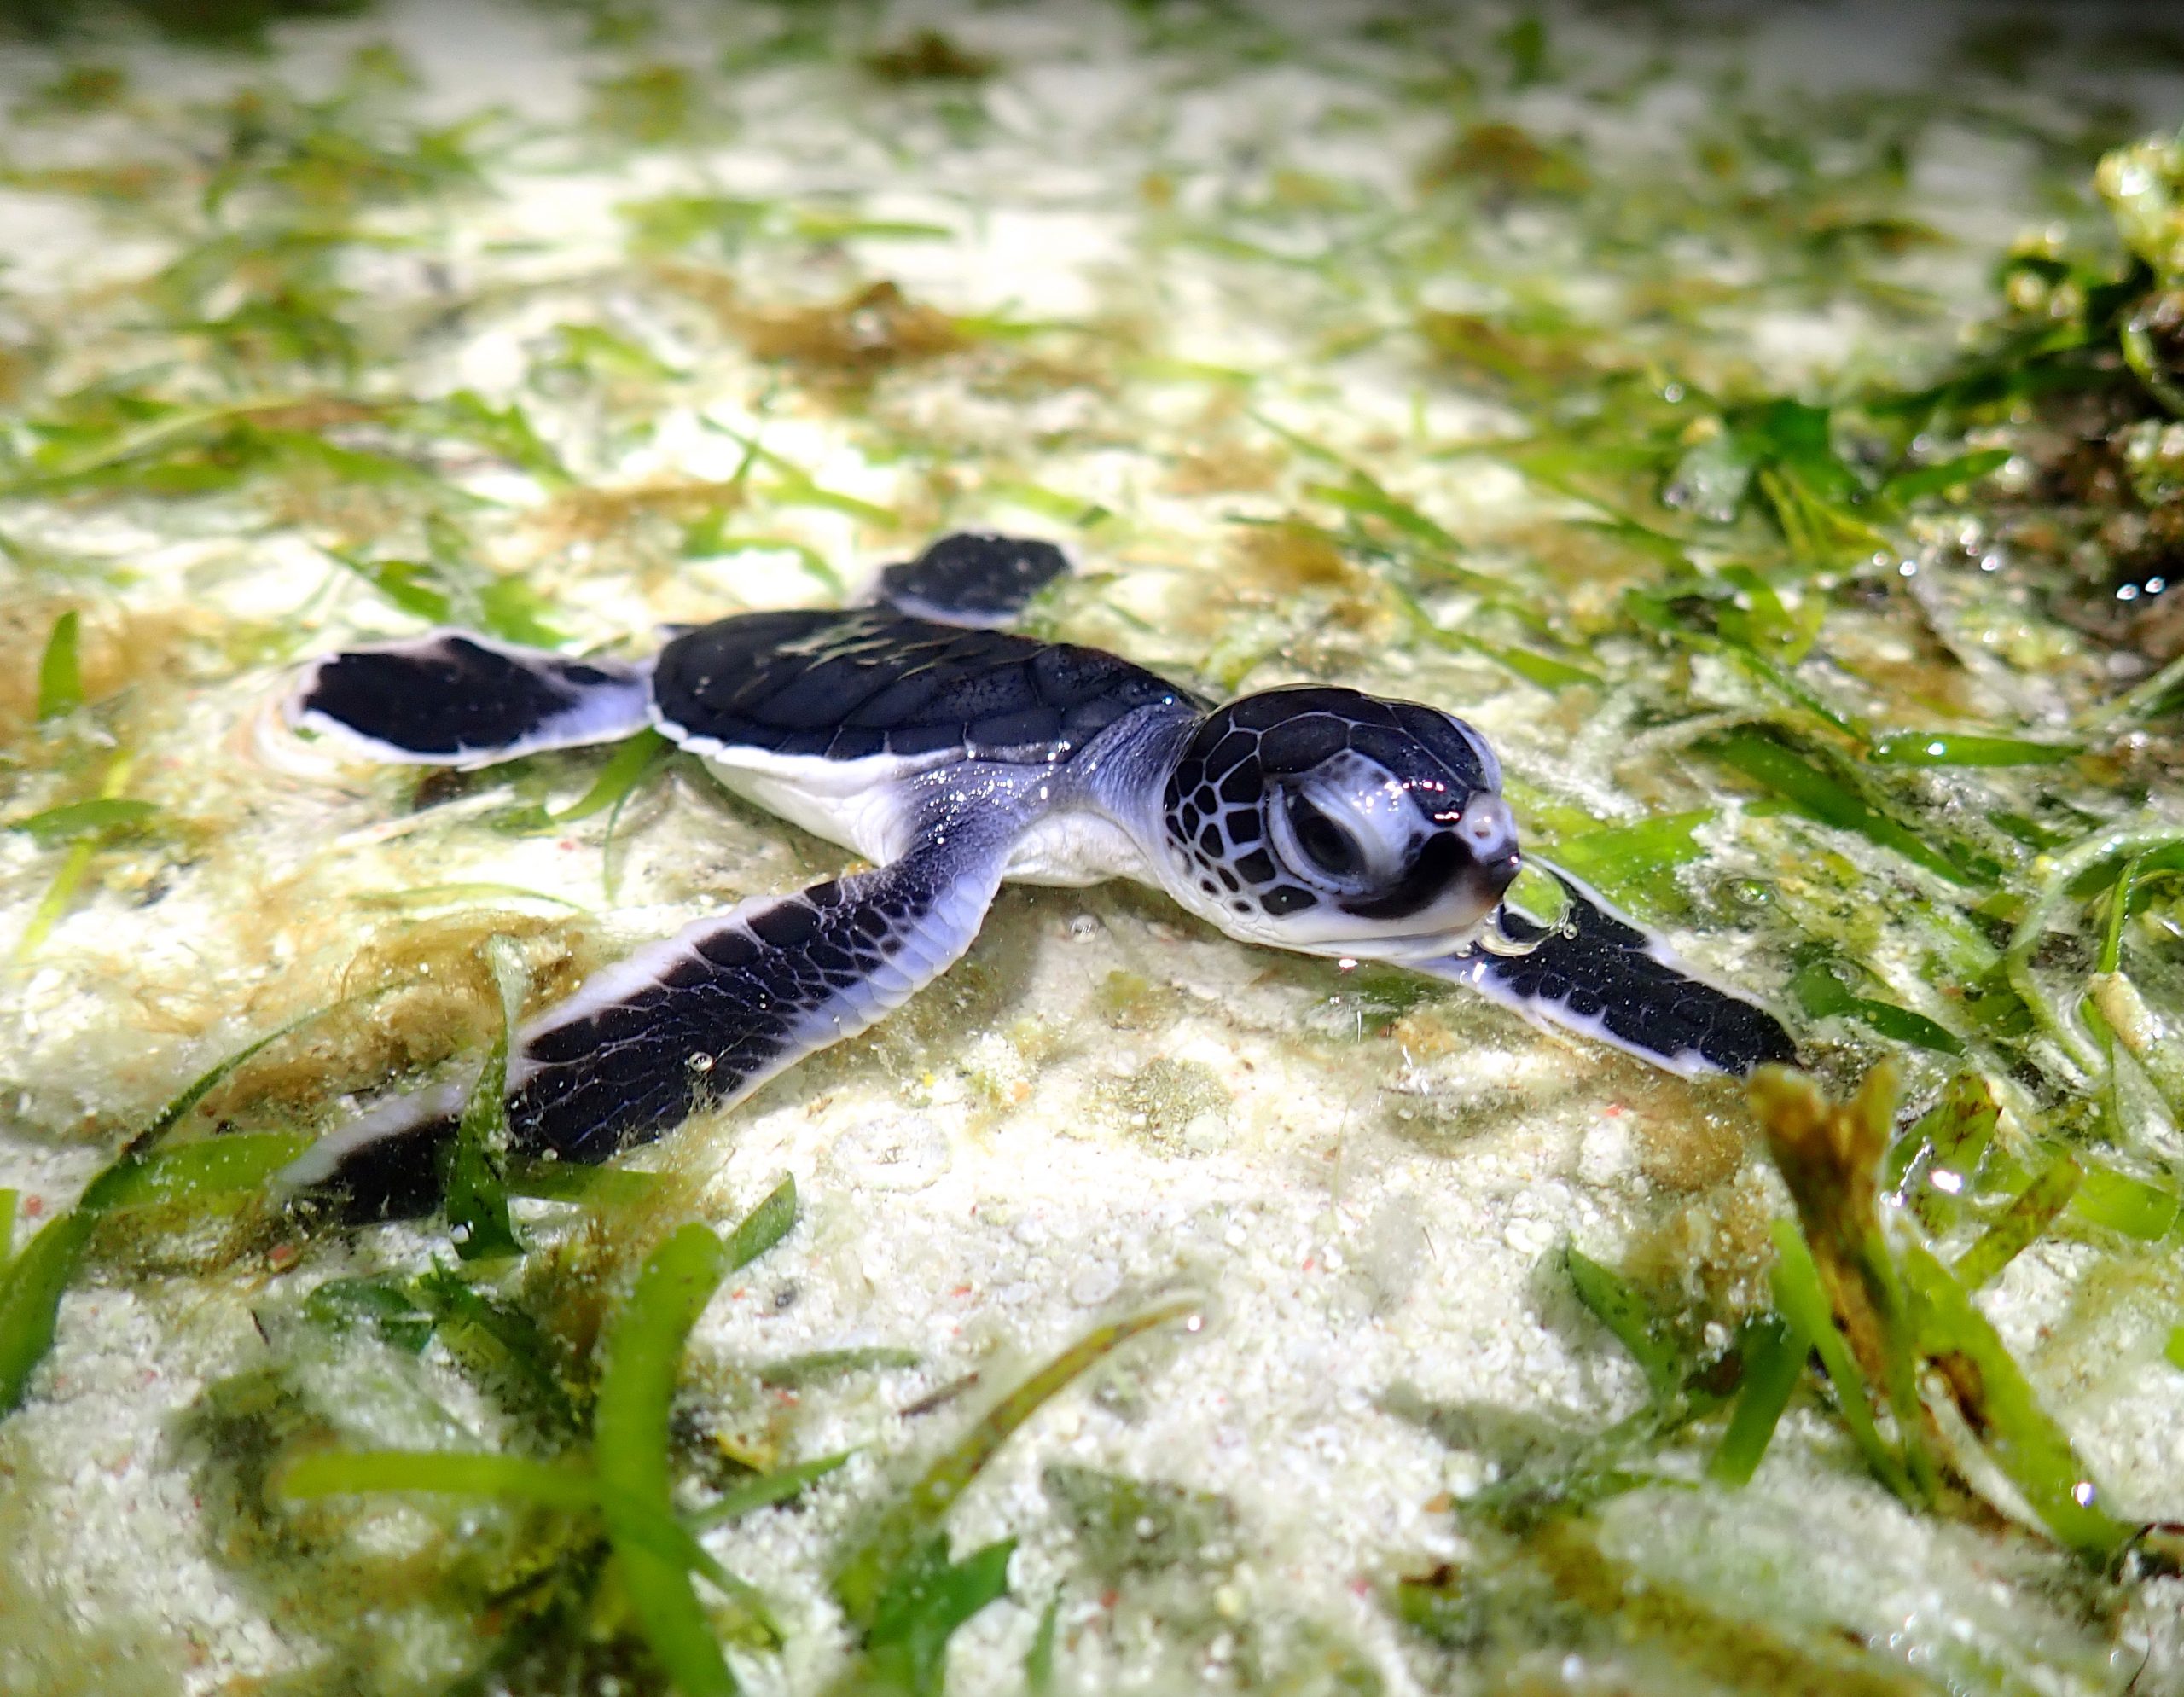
[654,608,1198,764]
[1163,685,1504,924]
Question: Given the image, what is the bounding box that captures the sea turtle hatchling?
[278,533,1795,1212]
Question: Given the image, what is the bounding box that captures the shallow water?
[3,3,2184,1694]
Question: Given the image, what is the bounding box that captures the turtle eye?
[1284,791,1363,880]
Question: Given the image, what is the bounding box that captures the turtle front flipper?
[280,825,1012,1217]
[502,832,1008,1161]
[1417,863,1798,1078]
[287,630,652,768]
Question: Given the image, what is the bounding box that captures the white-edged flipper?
[505,833,1008,1160]
[274,1077,472,1218]
[1416,863,1797,1077]
[874,532,1069,628]
[284,822,1014,1215]
[287,630,652,769]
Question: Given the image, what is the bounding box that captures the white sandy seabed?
[1,3,2182,1694]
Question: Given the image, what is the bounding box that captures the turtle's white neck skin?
[1150,846,1507,966]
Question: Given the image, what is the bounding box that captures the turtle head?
[1159,687,1519,956]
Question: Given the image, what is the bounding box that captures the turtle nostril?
[1458,793,1516,851]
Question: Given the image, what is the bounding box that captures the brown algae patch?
[726,280,967,386]
[1226,521,1358,595]
[1095,1055,1231,1154]
[1161,438,1285,497]
[1627,1083,1752,1195]
[0,601,205,748]
[201,910,601,1124]
[862,30,998,86]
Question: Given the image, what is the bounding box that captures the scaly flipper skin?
[1422,864,1798,1077]
[874,531,1069,627]
[288,631,651,767]
[506,828,1008,1160]
[280,817,1014,1216]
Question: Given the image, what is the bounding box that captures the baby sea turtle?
[281,533,1794,1212]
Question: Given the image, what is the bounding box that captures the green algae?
[808,1304,1199,1693]
[196,1145,1188,1694]
[831,1300,1199,1629]
[300,1276,433,1353]
[845,1537,1015,1697]
[1703,729,1992,888]
[1565,1245,1685,1405]
[32,609,79,720]
[593,1223,741,1696]
[1042,1462,1240,1580]
[1902,1242,2136,1563]
[720,1173,797,1271]
[689,1450,852,1529]
[258,1192,800,1691]
[0,1008,322,1414]
[1789,956,1965,1057]
[1955,1153,2084,1289]
[1707,1314,1807,1488]
[9,753,151,962]
[3,6,2184,1694]
[442,934,525,1264]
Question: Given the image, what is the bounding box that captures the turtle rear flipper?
[1421,864,1798,1077]
[280,820,1014,1216]
[287,630,652,769]
[875,532,1069,628]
